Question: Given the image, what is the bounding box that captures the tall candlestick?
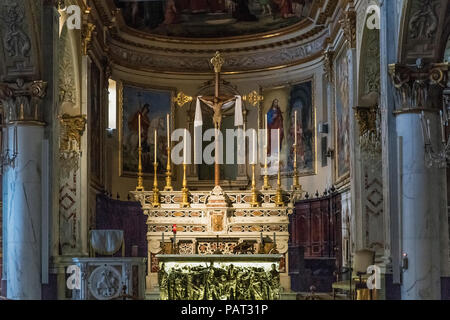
[440,110,446,143]
[294,110,297,146]
[154,129,157,163]
[138,113,141,148]
[426,119,431,143]
[167,114,170,147]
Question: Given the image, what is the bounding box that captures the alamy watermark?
[366,4,380,30]
[59,5,81,30]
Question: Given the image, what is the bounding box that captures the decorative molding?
[323,49,334,83]
[108,32,328,74]
[81,22,96,56]
[339,9,357,49]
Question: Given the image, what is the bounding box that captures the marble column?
[0,80,47,299]
[390,62,449,300]
[396,111,442,299]
[5,124,45,299]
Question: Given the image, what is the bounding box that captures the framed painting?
[89,61,102,185]
[259,78,316,177]
[118,82,175,177]
[334,47,351,183]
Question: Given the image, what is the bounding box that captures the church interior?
[1,0,450,301]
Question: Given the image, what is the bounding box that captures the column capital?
[0,79,47,123]
[388,59,449,111]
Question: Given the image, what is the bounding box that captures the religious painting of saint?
[90,62,102,186]
[113,0,313,38]
[260,79,315,177]
[119,82,175,177]
[334,49,350,182]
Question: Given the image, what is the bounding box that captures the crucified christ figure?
[198,95,236,129]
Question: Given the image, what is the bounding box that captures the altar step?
[145,291,161,300]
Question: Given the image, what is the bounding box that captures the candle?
[441,110,446,143]
[183,129,187,164]
[277,128,280,165]
[167,114,170,148]
[162,232,164,244]
[426,119,431,143]
[154,129,157,164]
[294,110,297,146]
[138,113,141,148]
[273,232,276,244]
[253,129,257,164]
[260,232,263,243]
[265,114,268,165]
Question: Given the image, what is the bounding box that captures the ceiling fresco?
[113,0,313,38]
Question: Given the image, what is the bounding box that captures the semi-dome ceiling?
[113,0,314,38]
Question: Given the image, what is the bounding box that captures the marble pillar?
[396,111,442,299]
[0,80,47,299]
[389,61,449,299]
[5,124,44,299]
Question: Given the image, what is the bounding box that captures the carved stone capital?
[339,10,357,49]
[389,60,449,110]
[59,114,87,153]
[323,49,334,83]
[0,79,47,123]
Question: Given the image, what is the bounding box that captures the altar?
[132,187,302,294]
[130,52,304,298]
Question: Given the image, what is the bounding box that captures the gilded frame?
[118,81,176,178]
[258,76,317,177]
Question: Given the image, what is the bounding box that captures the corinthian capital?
[0,79,47,123]
[389,59,449,110]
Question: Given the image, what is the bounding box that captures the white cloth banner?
[194,96,203,127]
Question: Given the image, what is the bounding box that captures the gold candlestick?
[275,161,284,207]
[292,144,301,191]
[262,161,270,191]
[136,146,144,191]
[180,163,190,207]
[262,115,270,190]
[164,146,173,191]
[152,162,160,207]
[250,164,260,207]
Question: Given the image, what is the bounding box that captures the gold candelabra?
[250,164,260,207]
[136,146,144,191]
[152,162,160,207]
[164,146,173,191]
[262,159,271,191]
[275,162,284,207]
[292,144,302,191]
[180,164,190,207]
